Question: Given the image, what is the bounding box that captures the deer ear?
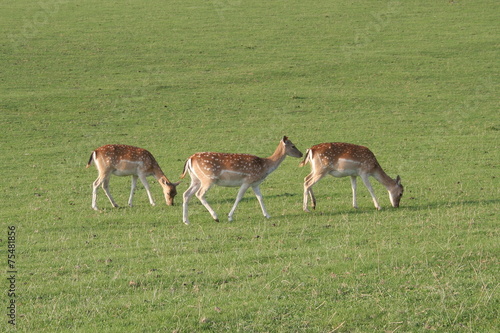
[396,175,401,184]
[172,181,181,187]
[282,136,288,142]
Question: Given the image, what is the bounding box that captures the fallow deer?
[180,136,303,225]
[299,142,403,211]
[86,144,180,210]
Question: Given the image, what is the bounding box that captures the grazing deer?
[299,142,403,212]
[180,136,303,225]
[86,144,180,210]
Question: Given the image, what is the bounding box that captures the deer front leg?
[350,176,358,209]
[360,174,381,210]
[228,184,251,222]
[252,185,270,219]
[139,174,155,206]
[128,175,138,207]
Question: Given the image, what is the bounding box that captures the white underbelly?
[215,170,249,187]
[112,160,142,176]
[329,158,361,178]
[329,169,358,178]
[112,169,137,176]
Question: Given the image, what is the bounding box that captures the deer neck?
[373,167,396,190]
[152,166,168,183]
[264,142,287,172]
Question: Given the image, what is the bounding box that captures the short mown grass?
[1,0,498,332]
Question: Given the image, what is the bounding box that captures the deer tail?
[86,151,96,168]
[180,158,191,179]
[298,149,311,167]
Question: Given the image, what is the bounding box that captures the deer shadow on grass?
[401,198,500,211]
[308,198,500,217]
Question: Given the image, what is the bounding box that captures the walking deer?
[86,144,180,210]
[300,142,403,211]
[180,136,303,225]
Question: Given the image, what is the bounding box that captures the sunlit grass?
[1,0,498,332]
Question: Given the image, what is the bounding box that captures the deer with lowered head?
[300,142,403,211]
[86,144,180,210]
[180,136,303,225]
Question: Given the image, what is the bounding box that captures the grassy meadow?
[1,0,498,331]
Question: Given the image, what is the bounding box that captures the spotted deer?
[180,136,303,225]
[86,144,180,210]
[300,142,403,211]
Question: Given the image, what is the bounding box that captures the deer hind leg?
[182,178,201,225]
[350,176,358,209]
[251,185,270,219]
[101,176,119,209]
[138,174,155,206]
[360,174,381,210]
[303,172,324,212]
[128,175,138,207]
[196,184,219,222]
[308,188,316,211]
[91,176,104,210]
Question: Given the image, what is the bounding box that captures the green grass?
[1,0,498,332]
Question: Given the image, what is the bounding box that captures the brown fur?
[87,144,179,210]
[302,142,403,211]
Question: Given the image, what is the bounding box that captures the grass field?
[1,0,498,332]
